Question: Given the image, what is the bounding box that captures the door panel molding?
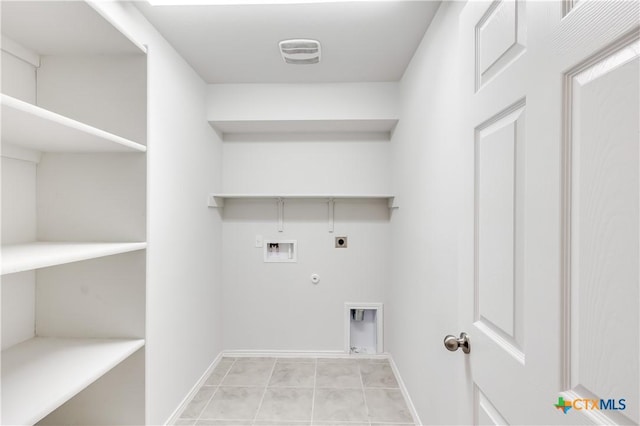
[474,318,525,365]
[475,384,511,425]
[561,29,640,425]
[562,0,581,18]
[474,98,526,356]
[475,0,526,92]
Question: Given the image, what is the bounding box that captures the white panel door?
[458,1,639,424]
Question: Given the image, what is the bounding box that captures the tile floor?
[174,357,415,426]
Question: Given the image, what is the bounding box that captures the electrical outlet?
[335,236,348,248]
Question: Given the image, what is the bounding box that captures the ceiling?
[134,1,441,84]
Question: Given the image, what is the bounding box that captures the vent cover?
[279,39,321,64]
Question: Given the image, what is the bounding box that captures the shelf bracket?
[208,194,224,208]
[328,198,335,233]
[388,196,398,209]
[277,197,284,232]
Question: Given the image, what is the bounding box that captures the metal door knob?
[444,332,470,354]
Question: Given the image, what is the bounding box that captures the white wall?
[1,271,35,350]
[388,2,466,424]
[222,198,390,351]
[37,55,148,144]
[0,51,36,103]
[88,3,224,424]
[207,82,399,122]
[220,121,391,352]
[223,138,391,194]
[36,154,146,242]
[1,46,38,357]
[1,157,36,244]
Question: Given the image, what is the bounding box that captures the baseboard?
[224,349,389,360]
[389,355,423,425]
[163,351,223,426]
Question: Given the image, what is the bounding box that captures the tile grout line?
[358,361,372,426]
[214,384,314,388]
[310,357,318,425]
[195,358,236,423]
[251,359,278,425]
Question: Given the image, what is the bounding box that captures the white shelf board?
[208,193,396,208]
[209,119,398,139]
[211,193,394,199]
[1,1,145,55]
[1,337,145,426]
[1,95,146,153]
[1,242,147,275]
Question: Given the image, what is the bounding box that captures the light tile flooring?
[175,357,415,426]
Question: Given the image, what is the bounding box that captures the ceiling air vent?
[279,39,321,65]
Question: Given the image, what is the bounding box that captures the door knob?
[444,332,470,354]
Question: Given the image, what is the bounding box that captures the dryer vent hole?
[335,236,348,248]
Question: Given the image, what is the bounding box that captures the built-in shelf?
[1,95,146,154]
[209,193,396,233]
[209,119,398,140]
[208,193,396,208]
[1,242,147,275]
[1,337,145,426]
[1,1,148,423]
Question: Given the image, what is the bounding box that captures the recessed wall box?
[345,303,383,354]
[264,239,297,263]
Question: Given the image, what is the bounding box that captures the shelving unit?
[1,1,147,424]
[2,337,145,426]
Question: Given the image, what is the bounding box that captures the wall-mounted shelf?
[1,95,146,154]
[208,119,398,140]
[208,193,396,233]
[1,337,145,426]
[208,193,397,208]
[1,242,147,275]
